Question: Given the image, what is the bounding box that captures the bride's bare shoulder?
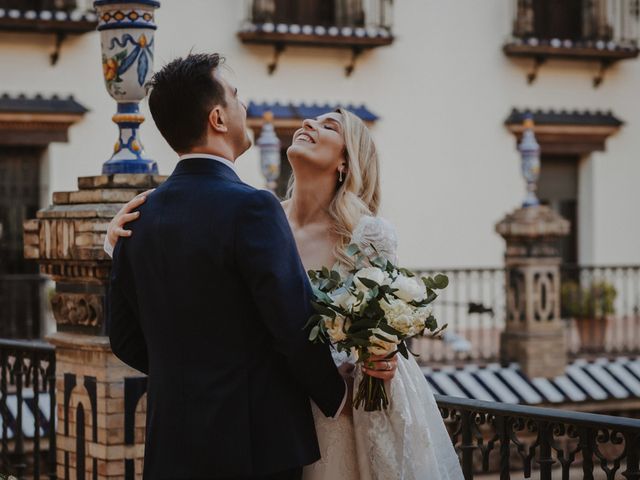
[280,199,291,211]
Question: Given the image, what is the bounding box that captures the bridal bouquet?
[306,244,448,411]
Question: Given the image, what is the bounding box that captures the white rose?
[391,274,426,303]
[380,298,417,335]
[324,315,348,342]
[331,288,358,311]
[411,305,434,332]
[368,328,399,356]
[354,267,389,292]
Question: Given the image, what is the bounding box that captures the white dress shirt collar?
[178,153,238,174]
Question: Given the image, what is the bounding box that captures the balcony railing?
[412,265,640,366]
[505,0,640,85]
[437,394,640,479]
[0,339,56,480]
[0,274,48,340]
[2,337,639,480]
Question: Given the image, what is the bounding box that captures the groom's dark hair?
[147,53,227,152]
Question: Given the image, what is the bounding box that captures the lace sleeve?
[104,235,114,258]
[351,216,398,264]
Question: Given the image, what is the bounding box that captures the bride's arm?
[103,189,153,257]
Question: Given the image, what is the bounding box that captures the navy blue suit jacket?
[108,157,346,479]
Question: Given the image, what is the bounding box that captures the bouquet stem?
[353,373,389,411]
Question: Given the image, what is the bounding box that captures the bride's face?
[287,112,346,176]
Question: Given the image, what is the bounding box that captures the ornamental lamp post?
[94,0,160,174]
[257,111,281,193]
[519,113,541,207]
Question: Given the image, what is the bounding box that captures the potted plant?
[561,280,617,351]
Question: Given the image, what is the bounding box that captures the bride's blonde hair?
[287,108,381,266]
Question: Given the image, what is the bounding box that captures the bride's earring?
[339,170,344,183]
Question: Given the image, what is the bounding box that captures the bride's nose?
[302,118,316,131]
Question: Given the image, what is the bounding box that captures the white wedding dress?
[104,214,462,479]
[304,216,464,480]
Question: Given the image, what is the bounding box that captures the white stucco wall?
[1,0,639,268]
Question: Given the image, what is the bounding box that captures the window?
[240,0,393,75]
[532,0,583,40]
[506,0,640,85]
[252,0,365,27]
[0,0,78,11]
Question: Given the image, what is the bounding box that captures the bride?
[104,107,463,480]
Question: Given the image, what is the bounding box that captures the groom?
[108,54,347,480]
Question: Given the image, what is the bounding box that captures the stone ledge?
[53,189,144,205]
[496,205,571,239]
[37,203,123,219]
[78,174,166,190]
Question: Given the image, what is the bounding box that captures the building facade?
[2,0,640,341]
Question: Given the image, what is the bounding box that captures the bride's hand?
[361,354,398,381]
[107,189,154,248]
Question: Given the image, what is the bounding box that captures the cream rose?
[324,315,348,342]
[380,298,417,335]
[331,288,358,311]
[391,274,426,303]
[368,328,399,356]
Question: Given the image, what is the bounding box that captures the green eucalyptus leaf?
[434,274,449,289]
[397,342,409,359]
[309,325,320,341]
[423,276,436,289]
[399,268,415,278]
[357,277,380,289]
[312,301,336,318]
[303,314,324,330]
[346,244,361,256]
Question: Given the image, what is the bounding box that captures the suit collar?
[171,156,243,183]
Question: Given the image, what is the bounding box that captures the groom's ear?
[208,106,228,134]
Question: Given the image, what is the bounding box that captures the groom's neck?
[181,142,236,163]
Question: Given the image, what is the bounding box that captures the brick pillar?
[496,205,571,378]
[24,174,165,479]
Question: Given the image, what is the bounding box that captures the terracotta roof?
[0,93,88,114]
[505,108,623,127]
[247,101,379,122]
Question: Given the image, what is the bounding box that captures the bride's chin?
[287,145,312,164]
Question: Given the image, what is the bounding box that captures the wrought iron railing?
[437,394,640,479]
[0,339,56,480]
[412,265,640,365]
[2,337,640,479]
[0,274,48,340]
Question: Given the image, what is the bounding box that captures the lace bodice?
[351,215,398,264]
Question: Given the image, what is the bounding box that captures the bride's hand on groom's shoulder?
[361,354,398,382]
[107,189,154,248]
